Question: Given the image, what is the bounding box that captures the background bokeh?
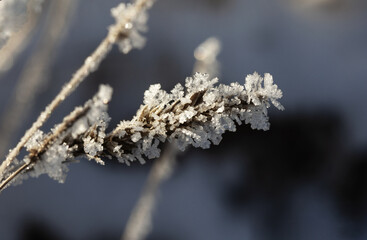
[1,0,367,239]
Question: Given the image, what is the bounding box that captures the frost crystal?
[25,129,45,151]
[107,72,283,164]
[110,1,152,54]
[17,85,113,183]
[245,72,284,110]
[29,143,69,183]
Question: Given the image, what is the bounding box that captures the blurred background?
[0,0,367,239]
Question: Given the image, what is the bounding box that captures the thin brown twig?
[0,161,32,193]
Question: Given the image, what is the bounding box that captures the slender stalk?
[0,161,32,193]
[122,145,176,240]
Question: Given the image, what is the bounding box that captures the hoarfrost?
[25,129,44,151]
[9,72,283,185]
[17,85,113,183]
[110,1,152,54]
[29,143,69,183]
[108,72,283,164]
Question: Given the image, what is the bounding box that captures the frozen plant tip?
[110,0,153,54]
[0,72,283,190]
[106,72,283,165]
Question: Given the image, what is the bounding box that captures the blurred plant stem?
[0,0,42,74]
[0,0,78,158]
[122,144,177,240]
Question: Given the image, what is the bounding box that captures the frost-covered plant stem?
[105,72,283,165]
[0,85,113,190]
[0,71,283,192]
[0,0,155,181]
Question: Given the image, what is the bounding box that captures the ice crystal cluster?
[11,72,282,184]
[106,72,283,165]
[15,85,113,183]
[0,0,43,48]
[110,0,153,54]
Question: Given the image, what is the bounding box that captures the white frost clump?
[245,72,284,110]
[24,129,45,151]
[18,85,113,183]
[110,1,152,54]
[27,143,69,183]
[74,85,112,164]
[107,72,283,164]
[82,113,109,164]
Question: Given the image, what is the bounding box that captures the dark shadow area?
[332,150,367,238]
[18,217,64,240]
[184,110,367,239]
[210,111,344,209]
